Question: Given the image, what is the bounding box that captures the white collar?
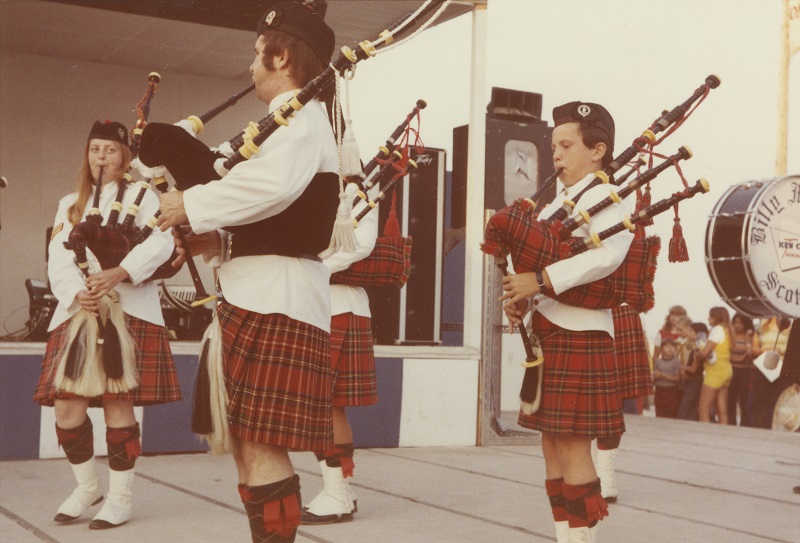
[560,173,597,198]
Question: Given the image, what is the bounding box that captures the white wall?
[0,52,262,335]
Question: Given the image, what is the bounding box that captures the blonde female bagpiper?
[34,120,181,530]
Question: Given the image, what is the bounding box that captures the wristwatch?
[536,270,547,292]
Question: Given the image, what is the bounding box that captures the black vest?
[224,172,340,260]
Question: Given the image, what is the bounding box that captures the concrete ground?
[1,415,798,543]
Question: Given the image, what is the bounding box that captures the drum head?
[706,175,800,319]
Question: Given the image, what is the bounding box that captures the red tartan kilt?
[612,305,654,399]
[330,236,412,288]
[482,201,660,312]
[34,315,181,407]
[518,312,625,438]
[330,313,378,407]
[217,303,333,452]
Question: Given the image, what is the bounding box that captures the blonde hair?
[66,140,132,225]
[674,315,693,329]
[709,306,733,342]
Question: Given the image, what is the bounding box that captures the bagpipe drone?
[482,75,720,413]
[330,99,428,288]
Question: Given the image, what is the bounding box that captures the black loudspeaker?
[452,87,556,224]
[368,147,445,345]
[25,279,56,341]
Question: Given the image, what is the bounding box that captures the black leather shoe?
[88,519,128,530]
[300,509,353,525]
[54,496,103,522]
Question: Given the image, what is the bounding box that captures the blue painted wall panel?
[142,354,207,454]
[348,357,403,448]
[0,355,42,459]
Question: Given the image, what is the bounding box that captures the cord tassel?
[384,191,401,237]
[340,120,362,178]
[326,188,357,254]
[668,215,689,262]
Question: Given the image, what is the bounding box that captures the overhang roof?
[1,0,478,80]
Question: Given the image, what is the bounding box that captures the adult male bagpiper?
[502,101,634,543]
[157,4,338,541]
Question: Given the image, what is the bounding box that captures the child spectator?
[677,322,708,421]
[653,337,682,418]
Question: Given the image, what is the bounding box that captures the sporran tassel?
[191,331,213,435]
[194,314,233,455]
[63,319,87,382]
[54,311,105,397]
[520,365,544,415]
[101,294,138,394]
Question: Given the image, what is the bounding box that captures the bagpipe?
[55,73,180,396]
[330,100,428,288]
[136,2,451,308]
[179,2,451,454]
[482,75,720,412]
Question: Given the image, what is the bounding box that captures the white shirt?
[184,91,339,332]
[323,182,379,317]
[534,173,635,336]
[48,182,174,330]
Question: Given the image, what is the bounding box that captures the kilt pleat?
[612,305,655,400]
[218,302,333,452]
[330,312,378,407]
[518,312,625,438]
[34,315,181,407]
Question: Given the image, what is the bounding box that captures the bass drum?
[705,175,800,319]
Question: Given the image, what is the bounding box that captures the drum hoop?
[706,181,771,317]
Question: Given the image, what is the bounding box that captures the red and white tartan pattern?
[481,201,558,274]
[518,312,625,438]
[482,201,660,312]
[217,302,334,452]
[330,312,378,407]
[330,236,412,288]
[612,305,654,399]
[556,236,660,312]
[34,315,181,407]
[67,220,134,271]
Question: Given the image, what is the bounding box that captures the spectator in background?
[653,305,687,362]
[653,337,681,418]
[727,313,757,426]
[677,321,708,421]
[749,317,792,428]
[695,307,733,424]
